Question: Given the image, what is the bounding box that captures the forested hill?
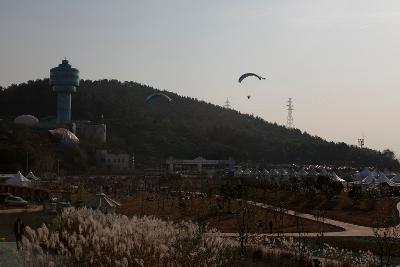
[0,79,398,169]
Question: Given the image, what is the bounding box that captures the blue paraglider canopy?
[145,93,172,105]
[49,128,79,147]
[238,73,266,83]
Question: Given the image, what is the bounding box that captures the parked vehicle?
[0,193,12,203]
[5,196,28,206]
[56,201,71,212]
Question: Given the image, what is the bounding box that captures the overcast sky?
[1,0,400,155]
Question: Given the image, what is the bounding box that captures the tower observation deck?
[49,59,79,124]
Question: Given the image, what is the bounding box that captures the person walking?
[269,220,273,234]
[13,218,25,250]
[257,220,263,234]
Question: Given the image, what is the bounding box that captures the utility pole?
[26,152,29,174]
[57,160,60,177]
[286,98,294,129]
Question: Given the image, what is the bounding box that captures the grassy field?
[119,192,342,234]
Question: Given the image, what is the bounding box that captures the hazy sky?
[1,1,400,155]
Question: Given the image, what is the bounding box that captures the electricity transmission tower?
[224,98,231,109]
[358,133,365,148]
[286,98,294,128]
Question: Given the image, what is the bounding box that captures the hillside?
[0,79,398,169]
[0,121,88,174]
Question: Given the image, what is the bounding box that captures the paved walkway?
[0,242,22,267]
[0,205,43,214]
[246,200,375,237]
[222,199,400,238]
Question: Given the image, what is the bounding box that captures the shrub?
[20,208,238,267]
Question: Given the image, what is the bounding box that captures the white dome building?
[14,115,39,127]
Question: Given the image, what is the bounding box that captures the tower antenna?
[286,98,294,128]
[224,98,231,109]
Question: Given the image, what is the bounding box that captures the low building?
[96,150,133,171]
[166,156,235,174]
[75,120,106,143]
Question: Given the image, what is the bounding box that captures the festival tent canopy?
[354,167,371,180]
[298,168,308,177]
[330,172,346,183]
[5,171,32,187]
[280,169,289,177]
[375,172,395,186]
[361,172,375,184]
[86,192,121,213]
[26,171,40,181]
[243,169,252,176]
[390,174,400,184]
[262,169,270,176]
[308,169,320,177]
[320,168,330,177]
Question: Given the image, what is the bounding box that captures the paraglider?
[145,93,172,105]
[49,128,79,147]
[238,73,266,99]
[145,93,173,124]
[238,73,266,83]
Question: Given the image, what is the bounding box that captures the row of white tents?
[234,168,346,183]
[0,171,40,187]
[353,168,400,187]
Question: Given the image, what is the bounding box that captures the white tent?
[384,169,397,178]
[254,169,262,176]
[298,168,308,177]
[330,172,346,183]
[270,169,280,177]
[5,171,32,187]
[361,172,375,184]
[26,171,40,181]
[86,192,121,213]
[375,172,395,186]
[243,168,252,176]
[280,169,289,177]
[320,168,330,177]
[308,169,320,177]
[235,169,244,177]
[390,174,400,184]
[354,167,371,181]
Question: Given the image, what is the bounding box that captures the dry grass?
[119,192,341,234]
